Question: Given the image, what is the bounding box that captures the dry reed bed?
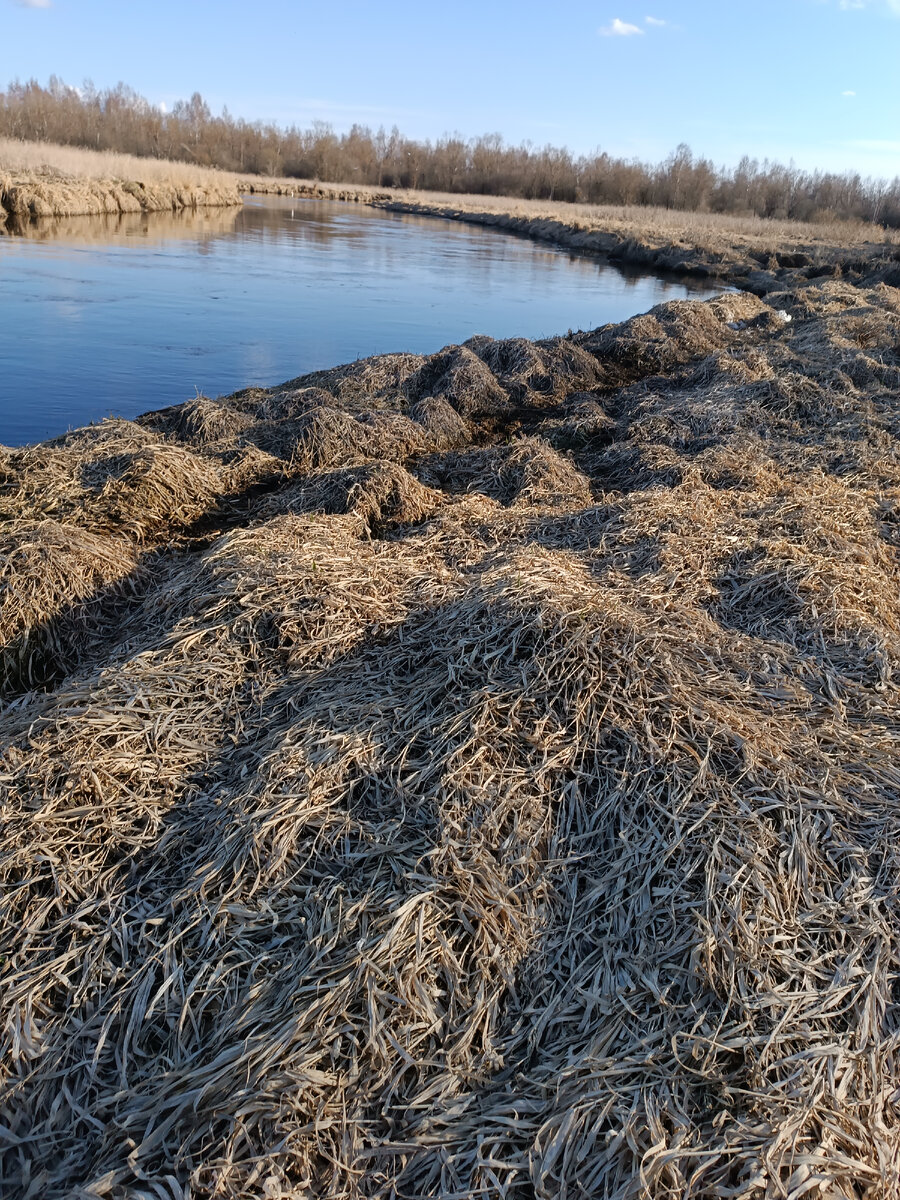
[0,172,240,222]
[0,138,242,222]
[2,278,900,1198]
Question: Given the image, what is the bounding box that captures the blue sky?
[4,0,899,177]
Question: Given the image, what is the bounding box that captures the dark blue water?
[0,196,720,446]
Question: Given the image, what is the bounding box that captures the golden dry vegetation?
[3,257,900,1197]
[0,137,246,186]
[0,137,241,222]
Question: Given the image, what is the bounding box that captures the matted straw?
[3,280,900,1199]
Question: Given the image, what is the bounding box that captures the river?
[0,194,721,445]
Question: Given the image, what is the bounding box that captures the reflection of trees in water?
[0,194,720,307]
[1,204,242,246]
[1,196,717,297]
[239,200,676,297]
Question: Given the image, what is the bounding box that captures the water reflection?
[1,204,242,245]
[0,195,720,445]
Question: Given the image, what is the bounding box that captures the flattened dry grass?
[3,278,900,1199]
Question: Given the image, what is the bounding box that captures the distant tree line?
[3,76,900,227]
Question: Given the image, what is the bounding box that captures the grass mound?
[253,386,336,422]
[403,344,512,416]
[580,292,772,383]
[3,284,900,1198]
[417,436,594,507]
[258,460,442,529]
[1,420,223,540]
[289,405,428,470]
[286,352,427,408]
[407,395,471,448]
[466,334,603,405]
[143,394,254,446]
[0,520,139,691]
[83,444,222,538]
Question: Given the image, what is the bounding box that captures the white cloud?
[645,15,667,24]
[599,17,644,35]
[838,0,900,10]
[13,0,53,8]
[842,89,857,95]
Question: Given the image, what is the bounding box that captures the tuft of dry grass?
[0,420,226,541]
[0,520,140,692]
[256,460,443,530]
[3,276,900,1198]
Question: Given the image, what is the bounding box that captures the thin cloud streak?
[838,0,900,11]
[599,17,644,36]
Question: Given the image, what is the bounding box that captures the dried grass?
[285,353,427,410]
[403,345,512,417]
[257,461,442,530]
[287,406,427,471]
[143,395,254,447]
[466,335,604,406]
[0,520,139,691]
[416,437,594,508]
[3,282,900,1199]
[407,396,471,449]
[578,293,772,383]
[0,138,241,222]
[0,138,243,189]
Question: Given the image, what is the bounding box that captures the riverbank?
[0,170,241,222]
[0,140,242,223]
[244,177,900,295]
[3,259,900,1195]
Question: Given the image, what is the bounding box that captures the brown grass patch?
[0,520,140,691]
[257,460,442,530]
[4,286,900,1198]
[0,419,223,540]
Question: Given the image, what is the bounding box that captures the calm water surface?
[0,196,720,445]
